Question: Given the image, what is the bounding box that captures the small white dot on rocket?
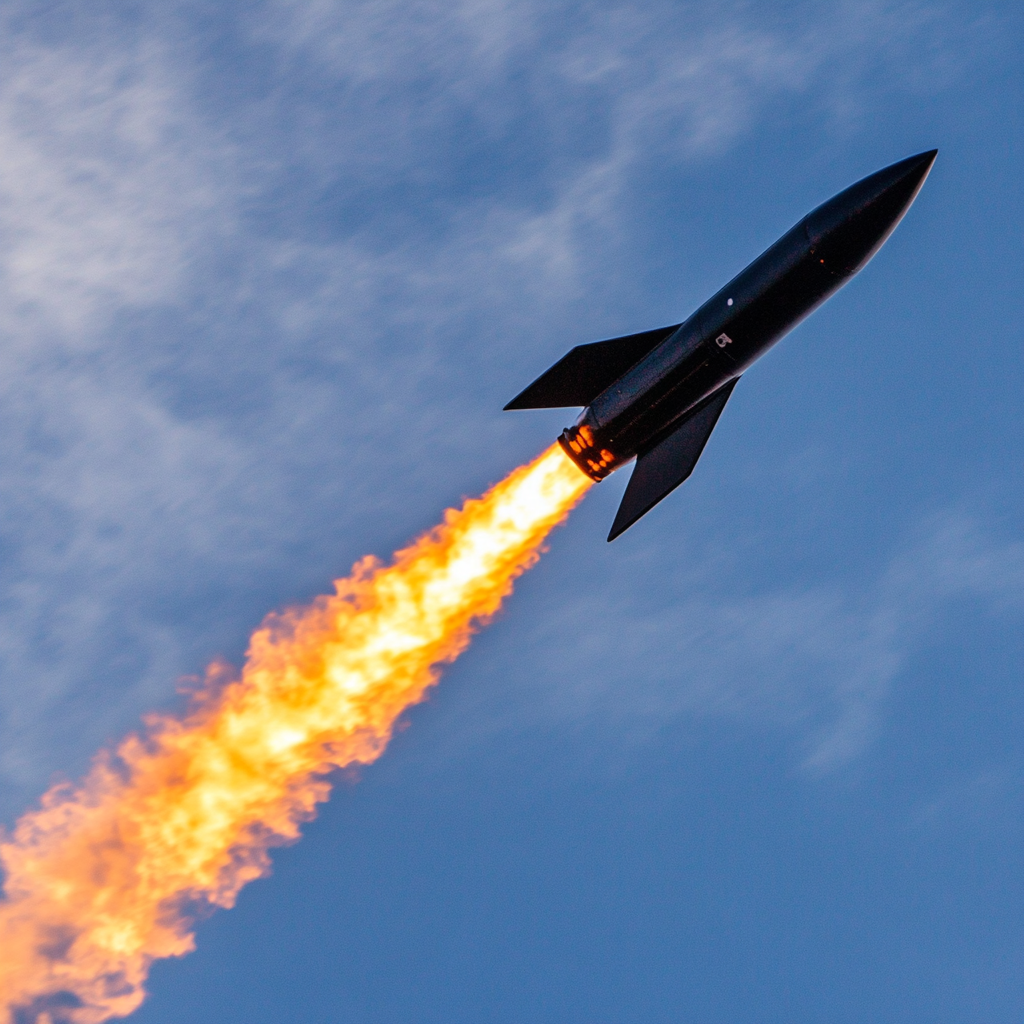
[727,298,733,306]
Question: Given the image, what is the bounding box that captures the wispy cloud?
[0,29,230,337]
[447,511,1023,771]
[911,764,1024,836]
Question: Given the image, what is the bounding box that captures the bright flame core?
[0,445,591,1023]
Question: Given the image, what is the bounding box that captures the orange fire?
[0,444,591,1023]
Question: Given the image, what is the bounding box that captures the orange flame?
[0,444,591,1023]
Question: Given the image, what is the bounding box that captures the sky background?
[0,1,1021,1021]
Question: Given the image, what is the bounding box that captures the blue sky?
[0,0,1021,1020]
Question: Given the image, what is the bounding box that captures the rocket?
[505,150,937,540]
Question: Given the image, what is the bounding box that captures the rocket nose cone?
[805,149,938,270]
[816,149,938,230]
[883,148,938,197]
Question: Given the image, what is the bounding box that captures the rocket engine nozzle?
[558,425,617,481]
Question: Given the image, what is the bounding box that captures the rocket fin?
[607,377,739,541]
[504,324,680,410]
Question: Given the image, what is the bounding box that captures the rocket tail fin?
[504,324,680,410]
[607,377,739,541]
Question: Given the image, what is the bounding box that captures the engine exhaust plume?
[0,444,591,1023]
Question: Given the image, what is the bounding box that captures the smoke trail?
[0,445,591,1023]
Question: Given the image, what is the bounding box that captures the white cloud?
[0,19,260,807]
[0,30,230,338]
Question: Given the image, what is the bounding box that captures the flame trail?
[0,445,591,1023]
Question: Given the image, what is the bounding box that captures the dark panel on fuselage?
[712,251,845,372]
[588,314,710,423]
[684,220,841,373]
[600,354,727,460]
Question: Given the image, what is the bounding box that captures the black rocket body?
[505,150,938,540]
